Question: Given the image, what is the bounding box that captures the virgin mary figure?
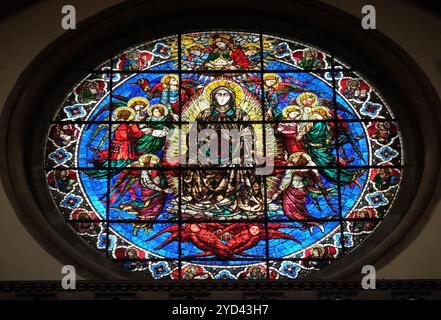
[181,79,264,218]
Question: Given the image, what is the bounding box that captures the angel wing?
[318,97,356,117]
[304,170,338,215]
[319,97,365,162]
[216,223,248,236]
[240,76,261,94]
[101,170,140,204]
[181,78,203,103]
[86,96,130,149]
[148,82,164,100]
[275,76,320,101]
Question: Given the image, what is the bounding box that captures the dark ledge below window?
[0,280,440,300]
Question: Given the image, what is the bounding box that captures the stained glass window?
[45,32,403,280]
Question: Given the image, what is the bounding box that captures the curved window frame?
[1,0,440,285]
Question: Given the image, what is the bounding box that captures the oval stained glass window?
[45,31,403,280]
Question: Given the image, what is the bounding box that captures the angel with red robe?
[87,106,147,178]
[277,105,307,155]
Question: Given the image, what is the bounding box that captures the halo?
[185,43,206,56]
[161,74,179,84]
[310,245,325,256]
[288,151,312,164]
[114,106,135,121]
[311,106,332,119]
[138,153,160,167]
[208,33,233,47]
[128,97,149,111]
[242,42,260,51]
[281,105,301,119]
[303,47,318,57]
[355,208,374,219]
[263,73,282,84]
[203,79,244,105]
[296,92,319,107]
[147,104,169,117]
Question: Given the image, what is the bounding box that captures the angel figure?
[242,73,310,120]
[85,96,149,159]
[293,92,365,167]
[136,104,170,156]
[133,74,201,120]
[269,152,338,234]
[292,95,365,187]
[126,96,149,121]
[277,104,307,155]
[107,154,174,233]
[86,105,147,179]
[182,42,209,69]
